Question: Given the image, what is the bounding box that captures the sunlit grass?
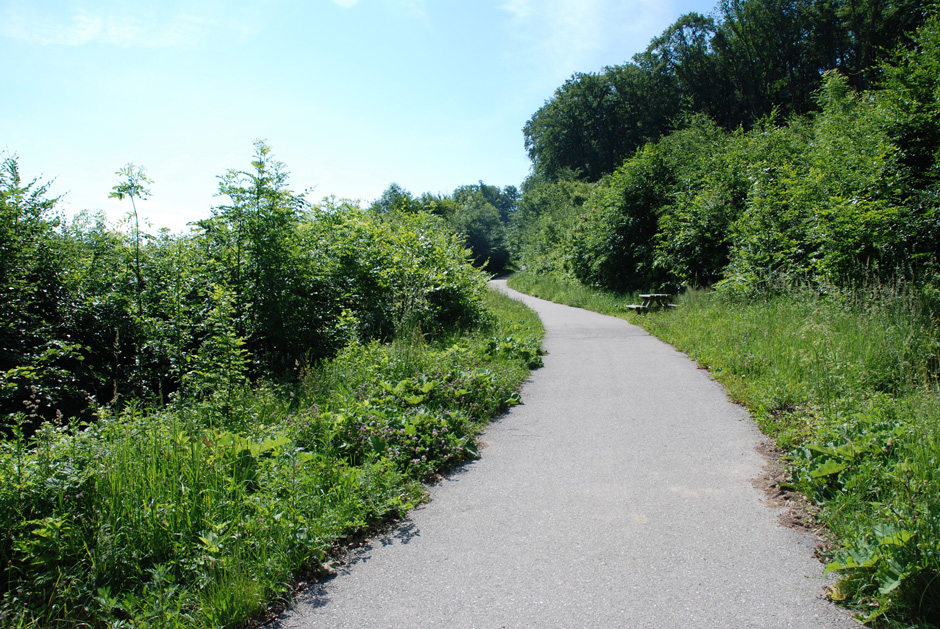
[508,271,638,316]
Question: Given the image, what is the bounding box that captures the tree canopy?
[523,0,931,183]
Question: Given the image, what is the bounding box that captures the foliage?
[653,122,748,286]
[0,283,542,627]
[0,154,80,434]
[877,14,940,277]
[516,61,938,295]
[0,137,544,627]
[0,144,492,429]
[566,117,733,292]
[109,163,153,321]
[446,193,508,272]
[373,181,518,274]
[370,182,421,215]
[880,13,940,187]
[521,0,929,186]
[522,67,665,183]
[207,140,310,372]
[509,176,595,276]
[565,144,672,292]
[721,72,906,290]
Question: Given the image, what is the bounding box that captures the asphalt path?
[268,280,856,628]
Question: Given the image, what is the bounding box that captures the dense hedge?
[0,142,545,626]
[512,16,940,296]
[0,143,489,434]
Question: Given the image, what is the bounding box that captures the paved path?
[269,280,855,628]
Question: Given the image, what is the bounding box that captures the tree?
[371,183,420,214]
[508,176,596,276]
[449,195,509,273]
[211,141,310,370]
[567,141,679,292]
[877,14,940,274]
[880,14,940,187]
[524,70,639,182]
[712,0,823,122]
[653,119,747,286]
[447,182,519,273]
[0,154,81,430]
[835,0,930,90]
[452,182,518,222]
[109,164,152,319]
[639,13,734,126]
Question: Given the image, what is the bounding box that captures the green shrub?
[0,288,543,627]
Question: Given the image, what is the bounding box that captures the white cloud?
[396,0,428,19]
[328,0,426,17]
[0,7,98,46]
[500,0,532,21]
[0,2,263,48]
[499,0,674,81]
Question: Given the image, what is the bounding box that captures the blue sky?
[1,0,715,232]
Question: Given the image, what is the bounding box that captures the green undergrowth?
[0,288,543,628]
[508,271,940,627]
[508,271,638,316]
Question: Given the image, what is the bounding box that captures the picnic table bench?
[625,293,675,313]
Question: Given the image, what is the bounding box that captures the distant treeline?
[369,181,519,274]
[510,5,940,295]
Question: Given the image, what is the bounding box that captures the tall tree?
[109,163,152,320]
[0,155,79,429]
[371,183,420,214]
[524,70,637,182]
[712,0,822,121]
[837,0,931,90]
[211,141,309,370]
[639,13,732,125]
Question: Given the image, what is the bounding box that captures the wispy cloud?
[0,2,263,48]
[329,0,428,20]
[499,0,673,80]
[395,0,428,20]
[499,0,532,21]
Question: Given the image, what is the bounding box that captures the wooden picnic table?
[625,293,674,313]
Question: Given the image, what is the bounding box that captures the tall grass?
[0,288,543,628]
[508,271,638,316]
[508,271,940,627]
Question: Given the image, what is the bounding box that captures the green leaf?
[879,575,904,594]
[876,527,914,547]
[809,460,847,478]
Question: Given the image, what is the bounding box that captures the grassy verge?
[507,271,638,316]
[508,271,940,627]
[0,288,543,628]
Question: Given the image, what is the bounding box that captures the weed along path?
[269,280,855,628]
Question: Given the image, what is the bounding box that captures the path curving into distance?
[268,280,855,628]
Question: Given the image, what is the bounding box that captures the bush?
[0,288,544,627]
[1,145,492,430]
